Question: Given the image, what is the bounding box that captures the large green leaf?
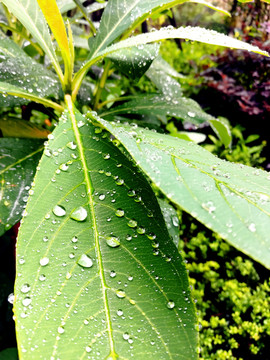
[0,118,50,138]
[88,0,229,60]
[14,99,197,359]
[73,25,268,99]
[97,119,270,269]
[0,31,61,107]
[1,0,63,82]
[100,94,215,125]
[108,43,160,80]
[0,138,43,236]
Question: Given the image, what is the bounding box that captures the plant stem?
[93,60,111,111]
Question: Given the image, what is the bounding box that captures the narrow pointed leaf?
[97,119,270,269]
[14,101,197,359]
[97,27,269,59]
[208,118,232,148]
[36,0,71,83]
[0,31,61,107]
[0,138,43,236]
[1,0,64,82]
[108,43,160,79]
[100,94,214,125]
[0,82,64,112]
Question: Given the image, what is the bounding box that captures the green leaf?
[100,94,214,125]
[208,117,232,148]
[0,348,18,360]
[1,0,64,83]
[0,82,64,112]
[159,199,180,248]
[97,119,270,269]
[108,43,160,80]
[0,31,61,107]
[146,57,183,98]
[0,118,50,138]
[0,138,43,236]
[14,99,197,359]
[97,27,270,59]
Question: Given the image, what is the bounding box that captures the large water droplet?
[116,289,126,298]
[58,326,65,334]
[40,257,49,266]
[248,223,256,232]
[77,254,93,268]
[71,207,87,221]
[53,205,66,217]
[128,219,137,228]
[167,300,175,309]
[115,209,125,217]
[7,293,14,304]
[67,141,77,150]
[106,236,120,248]
[22,297,32,307]
[21,284,31,293]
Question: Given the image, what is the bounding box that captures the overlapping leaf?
[97,119,270,269]
[0,138,43,236]
[100,94,215,125]
[14,101,197,359]
[0,32,61,107]
[1,0,63,82]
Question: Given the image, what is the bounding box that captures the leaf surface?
[100,94,214,125]
[0,31,61,107]
[0,138,43,236]
[14,100,197,359]
[1,0,63,82]
[0,118,50,139]
[108,43,160,80]
[98,119,270,269]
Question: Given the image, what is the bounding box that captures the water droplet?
[116,289,126,298]
[128,276,133,281]
[77,254,93,268]
[128,219,137,228]
[110,270,116,278]
[85,346,92,353]
[126,235,132,241]
[52,205,66,217]
[248,223,256,232]
[21,284,30,293]
[71,236,78,243]
[40,257,49,266]
[103,153,110,160]
[7,293,14,304]
[43,236,49,242]
[117,309,123,316]
[67,141,77,150]
[188,111,195,118]
[147,232,156,240]
[137,226,145,234]
[39,274,46,281]
[59,163,69,171]
[128,189,136,197]
[123,332,130,340]
[115,178,124,186]
[106,236,120,248]
[71,207,87,221]
[115,209,125,217]
[99,194,105,201]
[167,300,175,309]
[22,297,32,307]
[58,326,65,334]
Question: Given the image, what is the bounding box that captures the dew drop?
[85,346,92,353]
[22,297,32,307]
[39,274,46,281]
[21,284,31,293]
[58,326,65,334]
[117,309,123,316]
[8,293,15,304]
[59,163,69,171]
[103,153,110,160]
[67,141,77,150]
[115,209,125,217]
[127,189,136,197]
[123,332,130,340]
[126,235,132,241]
[40,257,49,266]
[71,206,87,221]
[77,254,93,268]
[71,236,78,243]
[167,300,175,309]
[115,178,124,186]
[128,219,137,228]
[106,236,120,248]
[248,223,256,232]
[110,270,116,278]
[116,290,126,298]
[52,205,66,217]
[137,226,146,234]
[99,194,106,201]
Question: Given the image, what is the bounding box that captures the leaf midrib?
[66,96,117,359]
